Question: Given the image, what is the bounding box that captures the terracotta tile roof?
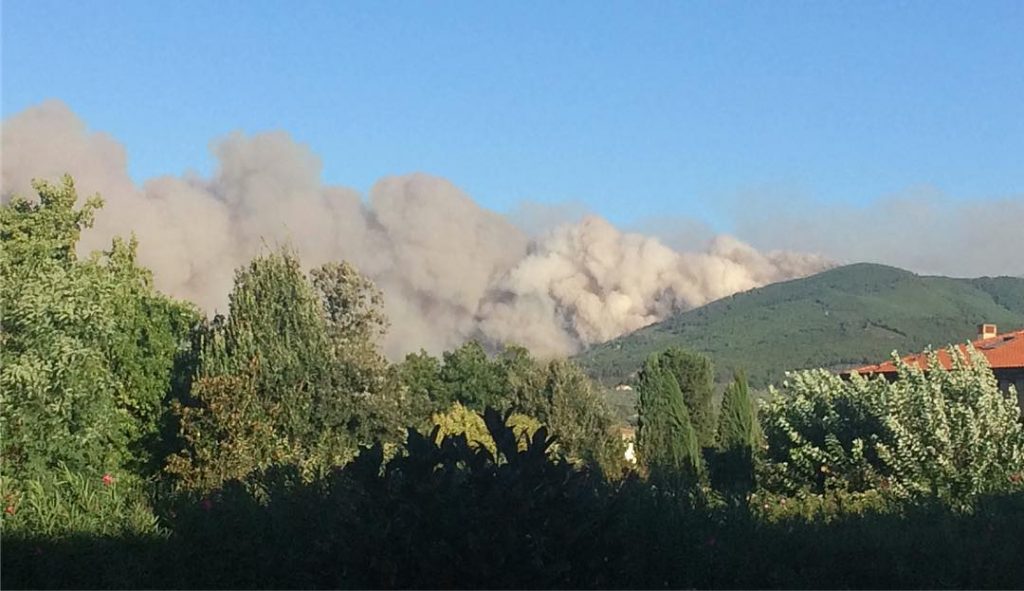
[851,328,1024,375]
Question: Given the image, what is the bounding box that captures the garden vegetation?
[2,177,1023,588]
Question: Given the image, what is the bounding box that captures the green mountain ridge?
[577,263,1024,390]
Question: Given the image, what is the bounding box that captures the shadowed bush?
[4,409,1024,589]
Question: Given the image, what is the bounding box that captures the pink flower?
[4,505,15,515]
[102,474,114,486]
[201,498,213,511]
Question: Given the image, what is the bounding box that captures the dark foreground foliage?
[4,412,1023,590]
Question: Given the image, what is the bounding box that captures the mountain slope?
[577,263,1024,388]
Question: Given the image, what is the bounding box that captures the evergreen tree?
[658,347,716,447]
[636,354,702,487]
[711,371,759,498]
[717,370,759,450]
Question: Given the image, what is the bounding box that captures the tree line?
[2,177,1024,588]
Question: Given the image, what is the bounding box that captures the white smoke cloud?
[2,100,833,357]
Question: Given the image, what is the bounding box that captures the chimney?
[978,324,998,340]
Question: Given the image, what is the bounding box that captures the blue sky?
[3,0,1022,231]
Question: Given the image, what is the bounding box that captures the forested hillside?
[578,263,1024,388]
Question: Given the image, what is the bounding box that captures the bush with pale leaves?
[761,346,1024,507]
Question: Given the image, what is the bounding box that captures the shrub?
[873,347,1024,507]
[0,465,161,538]
[759,368,888,495]
[761,346,1024,507]
[429,402,541,454]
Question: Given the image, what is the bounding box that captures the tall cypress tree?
[711,371,759,499]
[637,354,702,487]
[717,370,758,450]
[658,347,716,448]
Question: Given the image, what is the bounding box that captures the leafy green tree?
[542,360,625,477]
[312,261,418,445]
[169,249,400,488]
[102,236,201,471]
[167,365,296,491]
[401,343,622,477]
[439,341,508,411]
[759,369,889,496]
[198,248,334,387]
[498,345,548,418]
[636,354,702,486]
[398,350,450,414]
[658,347,716,447]
[0,176,101,266]
[312,261,389,349]
[1,176,196,481]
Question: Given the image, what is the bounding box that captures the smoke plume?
[2,100,833,357]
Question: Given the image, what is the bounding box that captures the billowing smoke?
[476,219,831,352]
[2,101,832,357]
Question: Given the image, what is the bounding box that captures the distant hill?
[577,263,1024,390]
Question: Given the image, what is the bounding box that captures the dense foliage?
[397,344,625,476]
[430,402,541,454]
[709,371,759,499]
[5,422,1024,589]
[4,175,1024,589]
[657,347,716,446]
[636,352,703,485]
[717,371,759,451]
[166,250,412,490]
[1,177,197,482]
[760,348,1024,507]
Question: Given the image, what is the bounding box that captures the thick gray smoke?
[2,101,833,357]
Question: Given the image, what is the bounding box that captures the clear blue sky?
[3,0,1022,230]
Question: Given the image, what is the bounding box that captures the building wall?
[994,368,1024,412]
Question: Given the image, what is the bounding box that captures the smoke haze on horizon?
[2,101,1019,357]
